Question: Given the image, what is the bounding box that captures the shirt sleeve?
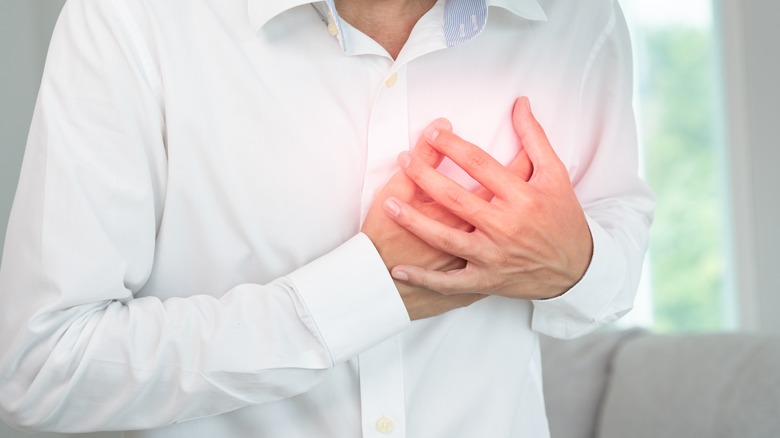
[0,0,409,433]
[531,1,655,339]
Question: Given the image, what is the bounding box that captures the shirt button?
[327,21,339,37]
[385,72,398,88]
[375,416,395,434]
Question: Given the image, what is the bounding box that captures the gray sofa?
[2,329,779,438]
[540,329,780,438]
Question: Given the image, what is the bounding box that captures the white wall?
[720,0,780,335]
[0,0,69,261]
[0,0,53,261]
[742,0,780,335]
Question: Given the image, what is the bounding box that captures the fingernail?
[398,152,411,169]
[392,269,409,281]
[424,119,452,142]
[521,96,532,113]
[384,198,401,217]
[423,125,440,142]
[433,118,452,131]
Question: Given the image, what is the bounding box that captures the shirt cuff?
[531,215,628,339]
[286,233,411,364]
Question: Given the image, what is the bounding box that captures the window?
[619,0,737,332]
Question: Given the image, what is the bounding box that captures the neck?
[334,0,438,59]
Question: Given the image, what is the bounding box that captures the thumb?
[412,118,452,167]
[512,97,558,173]
[506,148,533,182]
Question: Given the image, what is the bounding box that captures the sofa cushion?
[540,328,646,438]
[597,333,780,438]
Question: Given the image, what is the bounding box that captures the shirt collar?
[247,0,547,32]
[489,0,547,21]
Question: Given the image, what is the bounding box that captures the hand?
[384,97,592,300]
[361,120,484,320]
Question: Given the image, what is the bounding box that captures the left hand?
[384,97,593,300]
[361,119,485,320]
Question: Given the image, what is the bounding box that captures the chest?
[140,3,586,296]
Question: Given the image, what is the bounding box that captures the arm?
[384,3,654,339]
[0,0,408,432]
[531,2,654,339]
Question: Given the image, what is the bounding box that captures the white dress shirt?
[0,0,654,436]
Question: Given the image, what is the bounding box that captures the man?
[0,0,654,436]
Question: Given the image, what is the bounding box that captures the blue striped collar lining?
[249,0,547,46]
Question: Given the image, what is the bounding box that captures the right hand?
[361,120,486,319]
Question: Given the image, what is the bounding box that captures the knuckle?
[501,217,524,237]
[486,246,511,267]
[418,275,433,290]
[524,192,544,211]
[432,232,459,253]
[416,145,438,163]
[442,185,465,209]
[465,150,488,169]
[407,160,424,181]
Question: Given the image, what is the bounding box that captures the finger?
[413,118,452,167]
[422,123,524,200]
[473,186,494,202]
[398,150,493,228]
[390,264,486,295]
[441,144,531,202]
[383,196,480,260]
[506,147,533,182]
[512,97,565,177]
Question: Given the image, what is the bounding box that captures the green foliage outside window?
[633,23,732,332]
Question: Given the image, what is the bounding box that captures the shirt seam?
[283,277,337,366]
[575,1,618,178]
[105,0,164,111]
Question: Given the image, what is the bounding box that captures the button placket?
[358,336,406,437]
[359,65,408,223]
[385,72,399,88]
[375,415,395,434]
[327,20,339,37]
